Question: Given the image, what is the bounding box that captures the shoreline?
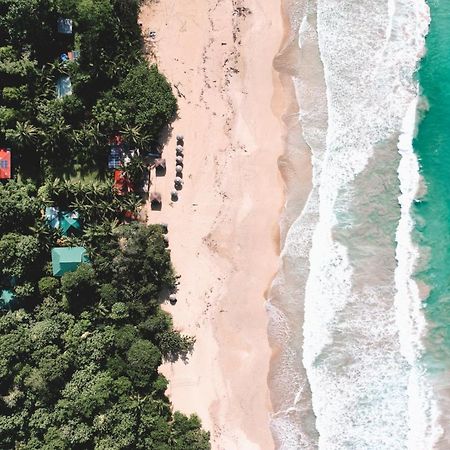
[140,1,288,448]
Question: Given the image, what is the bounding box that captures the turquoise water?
[414,0,450,369]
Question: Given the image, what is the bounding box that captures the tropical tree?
[120,124,151,150]
[5,120,41,149]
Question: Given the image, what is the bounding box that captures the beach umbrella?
[150,192,162,203]
[175,177,183,185]
[176,165,183,173]
[176,145,184,153]
[154,158,166,169]
[176,134,184,142]
[169,293,177,304]
[171,190,178,197]
[176,155,183,163]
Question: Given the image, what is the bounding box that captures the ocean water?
[413,1,450,446]
[267,0,450,448]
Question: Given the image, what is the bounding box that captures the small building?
[0,289,15,309]
[56,76,72,98]
[108,146,122,169]
[60,212,81,236]
[0,148,11,179]
[45,208,81,236]
[51,247,89,277]
[68,50,80,61]
[57,18,73,34]
[114,170,134,195]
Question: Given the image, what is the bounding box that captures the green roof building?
[0,289,15,309]
[60,212,81,236]
[45,208,81,236]
[51,247,89,277]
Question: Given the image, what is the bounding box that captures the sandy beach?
[140,0,286,448]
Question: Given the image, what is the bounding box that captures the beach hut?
[154,158,166,169]
[56,76,72,98]
[57,18,73,34]
[0,289,15,309]
[51,247,89,277]
[45,208,81,236]
[60,212,81,236]
[0,149,11,179]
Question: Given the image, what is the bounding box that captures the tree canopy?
[0,0,208,448]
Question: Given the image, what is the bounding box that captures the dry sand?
[140,1,286,448]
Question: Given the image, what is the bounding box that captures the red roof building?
[0,149,11,179]
[114,170,134,195]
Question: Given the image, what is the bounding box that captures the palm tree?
[6,121,41,149]
[120,124,151,150]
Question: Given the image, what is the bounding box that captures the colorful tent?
[0,149,11,179]
[51,247,89,277]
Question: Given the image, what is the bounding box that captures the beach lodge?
[51,247,89,277]
[45,207,81,236]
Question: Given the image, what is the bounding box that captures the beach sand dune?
[140,0,286,448]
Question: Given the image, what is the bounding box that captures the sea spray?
[303,0,429,448]
[395,95,441,447]
[270,0,432,448]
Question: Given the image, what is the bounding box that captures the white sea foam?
[300,1,431,448]
[395,96,443,448]
[392,2,444,445]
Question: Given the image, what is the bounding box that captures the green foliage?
[114,63,177,141]
[0,180,40,234]
[0,232,41,279]
[38,276,60,298]
[61,264,97,311]
[0,1,208,448]
[126,339,161,389]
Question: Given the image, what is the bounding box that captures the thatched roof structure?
[154,158,166,169]
[150,192,162,203]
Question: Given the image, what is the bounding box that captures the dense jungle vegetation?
[0,0,209,448]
